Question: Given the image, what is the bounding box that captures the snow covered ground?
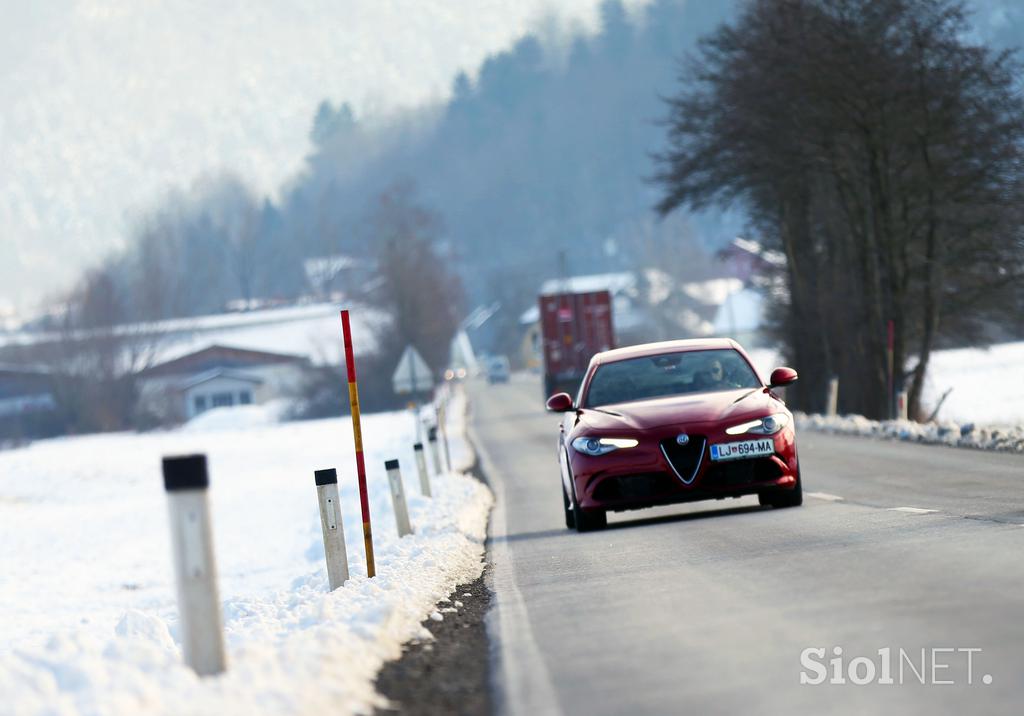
[922,341,1024,426]
[744,342,1024,452]
[747,341,1024,428]
[0,387,491,715]
[795,412,1024,453]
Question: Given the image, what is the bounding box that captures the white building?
[138,345,308,422]
[178,369,262,419]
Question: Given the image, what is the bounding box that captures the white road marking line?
[807,491,844,501]
[888,507,939,514]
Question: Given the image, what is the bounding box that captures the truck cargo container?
[539,289,614,400]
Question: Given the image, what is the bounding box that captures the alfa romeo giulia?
[546,338,802,531]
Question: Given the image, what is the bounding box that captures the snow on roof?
[641,269,673,305]
[153,303,388,368]
[519,305,540,325]
[680,277,744,306]
[730,237,787,267]
[676,308,714,336]
[178,368,264,390]
[538,272,636,297]
[143,344,306,376]
[1,303,389,369]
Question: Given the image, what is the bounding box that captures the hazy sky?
[0,0,648,317]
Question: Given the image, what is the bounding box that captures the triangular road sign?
[392,345,434,394]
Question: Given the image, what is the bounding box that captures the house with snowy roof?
[0,302,389,430]
[137,345,310,422]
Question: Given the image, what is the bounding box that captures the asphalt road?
[470,374,1024,716]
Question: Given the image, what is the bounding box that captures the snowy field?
[0,389,491,715]
[747,340,1024,428]
[922,341,1024,426]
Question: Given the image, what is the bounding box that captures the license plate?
[710,439,774,462]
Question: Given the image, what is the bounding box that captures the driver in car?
[695,357,741,390]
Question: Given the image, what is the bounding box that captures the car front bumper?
[567,424,799,512]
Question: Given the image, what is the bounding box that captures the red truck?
[539,289,615,400]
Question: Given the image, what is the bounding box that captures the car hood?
[578,389,776,432]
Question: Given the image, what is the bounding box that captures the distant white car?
[487,356,511,384]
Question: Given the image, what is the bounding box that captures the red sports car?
[546,338,802,531]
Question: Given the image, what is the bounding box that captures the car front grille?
[592,473,675,502]
[659,435,707,484]
[703,457,783,488]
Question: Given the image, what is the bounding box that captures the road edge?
[468,419,563,716]
[373,384,497,715]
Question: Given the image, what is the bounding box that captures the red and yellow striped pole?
[340,309,375,577]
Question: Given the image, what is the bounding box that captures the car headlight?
[725,413,790,436]
[571,436,639,456]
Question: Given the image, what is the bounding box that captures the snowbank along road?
[471,373,1024,716]
[0,394,490,716]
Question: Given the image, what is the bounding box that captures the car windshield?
[584,349,761,407]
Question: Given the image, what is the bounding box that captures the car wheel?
[575,507,607,531]
[562,485,575,529]
[570,485,607,532]
[759,474,803,508]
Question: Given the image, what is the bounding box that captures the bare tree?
[359,182,464,402]
[13,263,163,433]
[193,174,266,308]
[657,0,1024,419]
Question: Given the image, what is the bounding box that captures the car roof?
[592,338,742,366]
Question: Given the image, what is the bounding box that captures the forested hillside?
[279,0,738,303]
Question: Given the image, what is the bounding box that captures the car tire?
[575,508,607,531]
[562,485,576,529]
[759,474,803,508]
[569,485,607,532]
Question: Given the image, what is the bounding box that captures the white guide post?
[385,459,414,537]
[896,390,909,421]
[413,442,432,497]
[826,377,839,417]
[314,468,349,591]
[162,454,227,677]
[427,426,442,475]
[437,399,452,473]
[411,403,422,445]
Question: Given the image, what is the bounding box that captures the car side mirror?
[546,392,574,412]
[769,367,798,388]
